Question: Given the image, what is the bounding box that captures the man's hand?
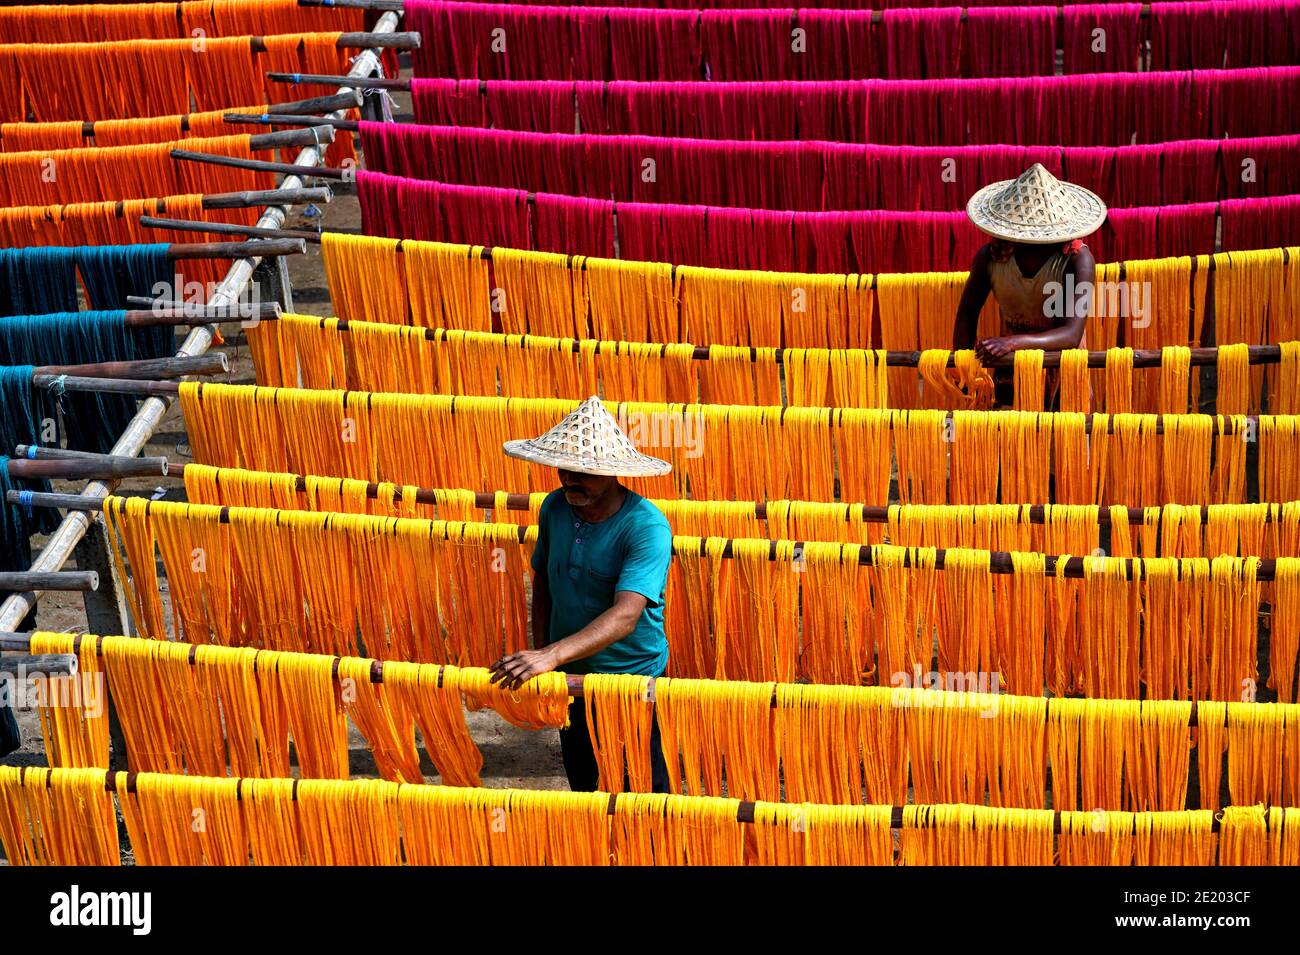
[975,335,1022,364]
[489,647,559,691]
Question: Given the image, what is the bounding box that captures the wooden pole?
[892,344,1285,370]
[247,125,338,150]
[170,149,349,181]
[260,90,363,115]
[0,653,77,678]
[142,216,322,243]
[29,375,180,398]
[10,485,1275,531]
[0,572,97,592]
[31,354,228,380]
[224,113,361,133]
[122,298,282,321]
[12,447,169,467]
[247,32,420,51]
[201,187,332,210]
[120,306,273,323]
[0,631,1219,733]
[5,490,113,512]
[327,319,1287,370]
[8,489,93,510]
[105,498,1279,582]
[288,0,1165,24]
[166,238,308,259]
[297,0,404,9]
[8,455,168,479]
[268,71,410,91]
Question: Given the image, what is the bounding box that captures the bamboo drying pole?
[5,491,109,512]
[32,354,228,379]
[73,498,1285,581]
[0,573,96,592]
[8,484,1283,530]
[247,126,337,150]
[166,238,307,260]
[171,149,351,181]
[14,447,168,467]
[0,653,76,678]
[119,304,283,325]
[223,113,361,133]
[270,71,408,91]
[247,32,419,51]
[261,90,363,116]
[201,186,332,209]
[324,320,1289,370]
[183,377,1264,433]
[7,453,168,479]
[121,298,283,321]
[0,11,406,633]
[142,216,322,243]
[30,375,180,397]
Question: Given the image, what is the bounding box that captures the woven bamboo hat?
[502,396,673,477]
[966,163,1107,244]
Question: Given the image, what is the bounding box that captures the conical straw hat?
[966,163,1107,244]
[502,396,673,477]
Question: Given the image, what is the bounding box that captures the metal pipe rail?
[0,10,405,633]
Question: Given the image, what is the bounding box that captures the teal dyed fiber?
[0,311,159,452]
[0,245,177,354]
[0,366,58,568]
[0,363,58,758]
[75,244,175,355]
[0,247,79,317]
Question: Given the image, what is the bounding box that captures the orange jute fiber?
[0,34,349,122]
[0,135,271,206]
[8,767,1300,866]
[181,0,365,37]
[177,384,1296,507]
[247,313,893,408]
[179,463,1300,562]
[1,102,357,166]
[0,197,255,245]
[31,627,1297,814]
[0,193,258,285]
[0,1,360,44]
[26,633,570,789]
[318,236,1300,361]
[101,496,1300,701]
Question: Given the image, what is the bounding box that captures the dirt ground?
[5,76,570,793]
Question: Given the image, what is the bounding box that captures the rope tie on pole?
[25,446,37,460]
[17,490,33,518]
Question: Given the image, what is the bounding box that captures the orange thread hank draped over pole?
[1,35,351,122]
[0,135,271,205]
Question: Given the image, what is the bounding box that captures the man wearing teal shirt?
[490,397,674,793]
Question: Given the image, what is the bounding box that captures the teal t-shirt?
[530,488,672,676]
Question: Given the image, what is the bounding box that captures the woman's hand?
[489,647,560,690]
[975,336,1023,364]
